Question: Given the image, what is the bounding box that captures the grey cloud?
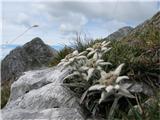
[33,1,158,34]
[40,1,158,22]
[59,12,88,33]
[15,13,31,27]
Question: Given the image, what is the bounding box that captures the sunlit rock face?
[2,66,85,120]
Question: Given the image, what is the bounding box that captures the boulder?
[2,66,85,120]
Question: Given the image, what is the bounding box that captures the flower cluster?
[58,40,135,116]
[80,63,135,105]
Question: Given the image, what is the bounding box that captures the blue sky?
[1,0,160,59]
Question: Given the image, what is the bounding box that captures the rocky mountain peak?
[1,37,57,83]
[24,37,44,46]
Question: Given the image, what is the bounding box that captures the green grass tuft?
[1,81,11,108]
[48,46,73,67]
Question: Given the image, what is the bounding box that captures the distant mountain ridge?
[103,11,160,46]
[1,37,57,82]
[104,26,133,41]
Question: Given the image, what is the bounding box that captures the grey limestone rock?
[2,66,85,120]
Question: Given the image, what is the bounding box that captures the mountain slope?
[103,26,133,41]
[1,37,57,83]
[121,11,160,47]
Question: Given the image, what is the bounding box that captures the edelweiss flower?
[63,58,112,82]
[58,50,87,68]
[98,84,134,104]
[99,63,129,85]
[80,59,112,81]
[80,82,134,105]
[80,63,134,104]
[86,41,111,60]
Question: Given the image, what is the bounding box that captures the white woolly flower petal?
[99,91,108,104]
[114,85,120,89]
[105,85,114,92]
[98,62,112,66]
[61,59,66,62]
[63,61,72,67]
[101,47,108,51]
[93,53,98,60]
[72,50,79,56]
[79,51,88,56]
[116,76,129,83]
[103,47,112,54]
[97,66,102,70]
[100,70,107,79]
[114,63,125,76]
[118,87,135,98]
[63,71,80,80]
[69,58,75,62]
[96,59,104,65]
[87,68,95,81]
[80,66,89,71]
[101,41,107,45]
[102,41,111,47]
[80,84,105,104]
[80,90,88,104]
[77,59,86,65]
[57,62,65,66]
[98,53,102,59]
[88,84,106,91]
[87,51,95,57]
[86,47,94,51]
[76,56,87,60]
[80,84,106,104]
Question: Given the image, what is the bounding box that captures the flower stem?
[107,96,121,120]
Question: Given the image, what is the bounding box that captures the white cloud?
[16,12,31,27]
[31,1,158,36]
[32,3,88,33]
[38,1,158,22]
[59,12,88,33]
[0,2,2,45]
[2,1,159,47]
